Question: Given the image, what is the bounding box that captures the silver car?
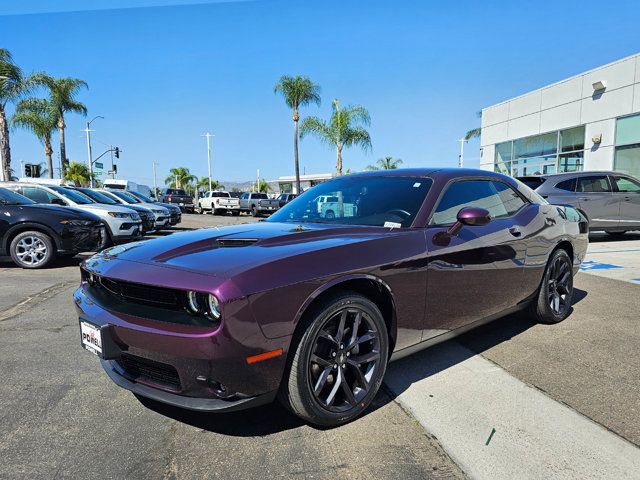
[518,171,640,235]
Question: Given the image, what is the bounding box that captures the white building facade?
[480,53,640,179]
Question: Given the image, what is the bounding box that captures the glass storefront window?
[558,151,584,172]
[614,144,640,178]
[615,114,640,146]
[560,126,585,152]
[513,132,557,159]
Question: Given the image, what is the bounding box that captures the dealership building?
[480,52,640,179]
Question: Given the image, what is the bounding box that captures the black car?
[277,192,298,207]
[0,187,104,269]
[73,187,156,234]
[127,191,182,226]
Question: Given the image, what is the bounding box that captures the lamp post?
[202,132,214,193]
[84,115,104,187]
[458,137,467,168]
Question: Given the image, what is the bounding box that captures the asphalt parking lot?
[1,215,639,479]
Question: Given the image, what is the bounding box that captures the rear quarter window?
[555,178,576,192]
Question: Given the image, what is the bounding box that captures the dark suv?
[0,187,104,268]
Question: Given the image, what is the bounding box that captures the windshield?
[268,175,433,228]
[166,189,187,195]
[110,190,141,203]
[49,186,94,204]
[0,187,34,205]
[78,188,119,205]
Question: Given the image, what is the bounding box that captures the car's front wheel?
[10,231,55,269]
[528,249,574,324]
[280,292,389,427]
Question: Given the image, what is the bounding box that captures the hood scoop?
[216,238,258,248]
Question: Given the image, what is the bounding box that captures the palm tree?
[300,99,371,175]
[34,74,88,174]
[165,167,196,189]
[0,49,33,182]
[274,75,321,195]
[11,98,57,179]
[252,178,270,193]
[366,156,403,171]
[63,161,93,186]
[197,176,224,191]
[465,111,482,140]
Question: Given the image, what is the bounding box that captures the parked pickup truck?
[160,188,194,213]
[196,191,240,216]
[239,192,280,216]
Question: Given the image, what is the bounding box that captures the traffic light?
[114,147,120,158]
[24,164,32,177]
[24,164,41,178]
[113,164,118,174]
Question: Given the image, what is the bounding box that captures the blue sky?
[2,0,639,185]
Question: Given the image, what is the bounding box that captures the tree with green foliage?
[300,99,371,175]
[11,98,57,179]
[274,75,321,194]
[63,161,94,186]
[33,74,88,173]
[165,167,196,190]
[366,156,403,171]
[0,49,34,182]
[465,111,482,140]
[252,178,270,193]
[197,176,224,191]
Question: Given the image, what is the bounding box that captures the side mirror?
[51,198,66,206]
[447,207,491,236]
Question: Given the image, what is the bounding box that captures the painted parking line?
[579,260,623,271]
[385,342,640,480]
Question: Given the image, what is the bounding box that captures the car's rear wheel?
[280,292,389,427]
[251,206,258,217]
[10,231,55,269]
[528,249,573,324]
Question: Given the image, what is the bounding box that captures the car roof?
[344,168,507,179]
[532,171,626,180]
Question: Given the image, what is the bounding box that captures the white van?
[103,179,152,197]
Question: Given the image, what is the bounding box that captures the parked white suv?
[6,183,142,246]
[100,189,171,229]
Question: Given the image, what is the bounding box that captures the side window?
[21,187,58,204]
[241,193,248,200]
[614,176,640,193]
[431,180,527,225]
[555,178,576,192]
[576,176,611,193]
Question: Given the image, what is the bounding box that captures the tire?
[251,206,258,217]
[232,211,240,216]
[196,204,204,214]
[10,231,55,269]
[605,231,627,237]
[325,210,335,219]
[279,292,389,427]
[100,223,114,249]
[528,249,574,324]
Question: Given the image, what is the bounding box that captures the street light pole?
[84,115,104,187]
[458,137,467,168]
[202,132,214,192]
[152,161,158,198]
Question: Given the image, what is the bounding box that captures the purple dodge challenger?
[75,169,588,426]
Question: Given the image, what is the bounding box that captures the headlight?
[185,291,221,321]
[152,209,164,214]
[108,212,131,218]
[60,219,94,226]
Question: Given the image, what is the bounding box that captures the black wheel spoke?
[314,366,332,395]
[318,330,338,346]
[336,310,347,343]
[347,362,369,390]
[311,354,331,368]
[348,311,362,348]
[340,368,357,406]
[350,350,379,365]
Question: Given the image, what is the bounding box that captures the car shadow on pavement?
[589,232,640,243]
[0,253,92,269]
[135,289,587,434]
[384,287,587,400]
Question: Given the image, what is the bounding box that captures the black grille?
[97,276,183,310]
[116,353,181,390]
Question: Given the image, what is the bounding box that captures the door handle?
[509,227,522,237]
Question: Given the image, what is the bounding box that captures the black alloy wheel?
[281,293,389,427]
[529,249,574,324]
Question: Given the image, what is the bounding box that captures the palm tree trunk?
[44,136,54,179]
[293,115,301,194]
[58,116,68,173]
[336,144,343,176]
[0,105,12,182]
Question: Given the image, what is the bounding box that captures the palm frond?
[299,116,334,145]
[465,127,481,140]
[342,126,372,151]
[274,75,321,109]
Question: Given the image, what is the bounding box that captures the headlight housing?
[108,212,134,218]
[185,291,221,321]
[152,209,165,214]
[60,219,94,226]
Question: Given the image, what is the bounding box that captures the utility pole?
[202,132,214,193]
[458,137,467,168]
[152,161,158,198]
[84,115,104,187]
[109,145,115,179]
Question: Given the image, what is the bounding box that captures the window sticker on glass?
[384,221,402,228]
[413,182,421,188]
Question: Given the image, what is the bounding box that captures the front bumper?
[73,263,289,412]
[111,221,143,241]
[154,216,170,228]
[59,224,104,253]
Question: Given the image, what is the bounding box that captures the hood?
[79,203,134,215]
[94,221,407,277]
[20,204,101,221]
